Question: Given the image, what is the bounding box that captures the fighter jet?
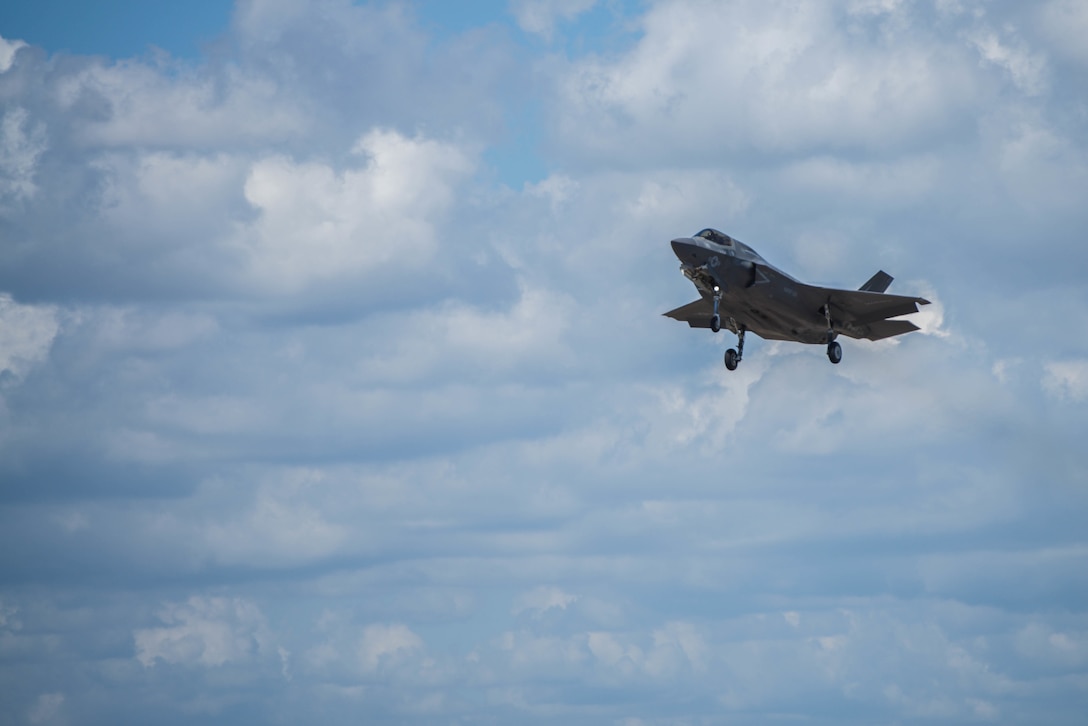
[665,228,929,369]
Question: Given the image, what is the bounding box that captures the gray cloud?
[0,0,1086,723]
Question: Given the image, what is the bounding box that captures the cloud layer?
[1,0,1086,723]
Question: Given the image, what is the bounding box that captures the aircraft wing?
[662,298,801,342]
[663,297,715,328]
[800,285,930,341]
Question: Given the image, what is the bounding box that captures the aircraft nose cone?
[671,237,706,264]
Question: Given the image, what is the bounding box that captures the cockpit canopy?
[695,228,733,246]
[693,228,764,263]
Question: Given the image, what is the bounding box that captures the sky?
[0,0,1087,723]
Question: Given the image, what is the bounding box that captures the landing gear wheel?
[710,315,721,333]
[724,348,739,371]
[827,340,842,365]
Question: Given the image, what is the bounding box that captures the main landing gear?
[724,327,745,371]
[827,339,842,364]
[824,303,842,365]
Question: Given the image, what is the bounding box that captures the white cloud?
[1042,359,1088,402]
[1015,622,1088,667]
[359,623,423,673]
[551,0,982,161]
[783,155,941,208]
[512,0,598,41]
[906,286,949,338]
[134,597,274,667]
[201,472,350,568]
[0,107,46,207]
[0,294,59,381]
[0,34,25,73]
[1039,0,1088,66]
[645,621,706,675]
[967,27,1048,95]
[587,631,642,669]
[58,61,307,149]
[27,692,65,725]
[513,585,578,616]
[1,2,1087,724]
[237,129,474,292]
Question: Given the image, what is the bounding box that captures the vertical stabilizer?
[859,270,893,293]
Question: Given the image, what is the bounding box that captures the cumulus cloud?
[512,0,598,41]
[548,0,983,163]
[1038,0,1088,66]
[26,692,65,725]
[0,34,26,73]
[58,61,307,149]
[1,1,1087,724]
[513,586,578,616]
[0,294,59,382]
[237,129,474,293]
[1042,360,1088,402]
[0,107,46,208]
[134,597,274,668]
[968,26,1048,95]
[359,623,424,673]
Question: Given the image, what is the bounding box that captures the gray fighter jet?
[665,228,930,369]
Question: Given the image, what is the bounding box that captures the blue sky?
[2,1,1088,724]
[0,0,234,58]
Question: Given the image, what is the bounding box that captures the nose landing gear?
[710,287,722,333]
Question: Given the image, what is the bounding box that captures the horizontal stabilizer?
[865,319,920,341]
[859,270,893,293]
[852,299,924,325]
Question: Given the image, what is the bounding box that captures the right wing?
[663,298,715,328]
[662,298,798,341]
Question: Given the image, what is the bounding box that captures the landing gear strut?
[710,286,722,333]
[824,303,842,365]
[724,326,745,371]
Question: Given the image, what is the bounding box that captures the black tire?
[724,348,739,370]
[827,341,842,364]
[710,315,721,333]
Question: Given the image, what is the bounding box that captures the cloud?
[0,107,47,208]
[0,34,26,73]
[0,294,59,382]
[967,26,1048,96]
[1038,0,1088,66]
[1043,360,1088,402]
[547,0,985,164]
[27,692,65,725]
[513,586,578,616]
[58,61,307,149]
[1,1,1087,724]
[359,623,424,673]
[512,0,598,41]
[237,129,474,293]
[134,596,274,668]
